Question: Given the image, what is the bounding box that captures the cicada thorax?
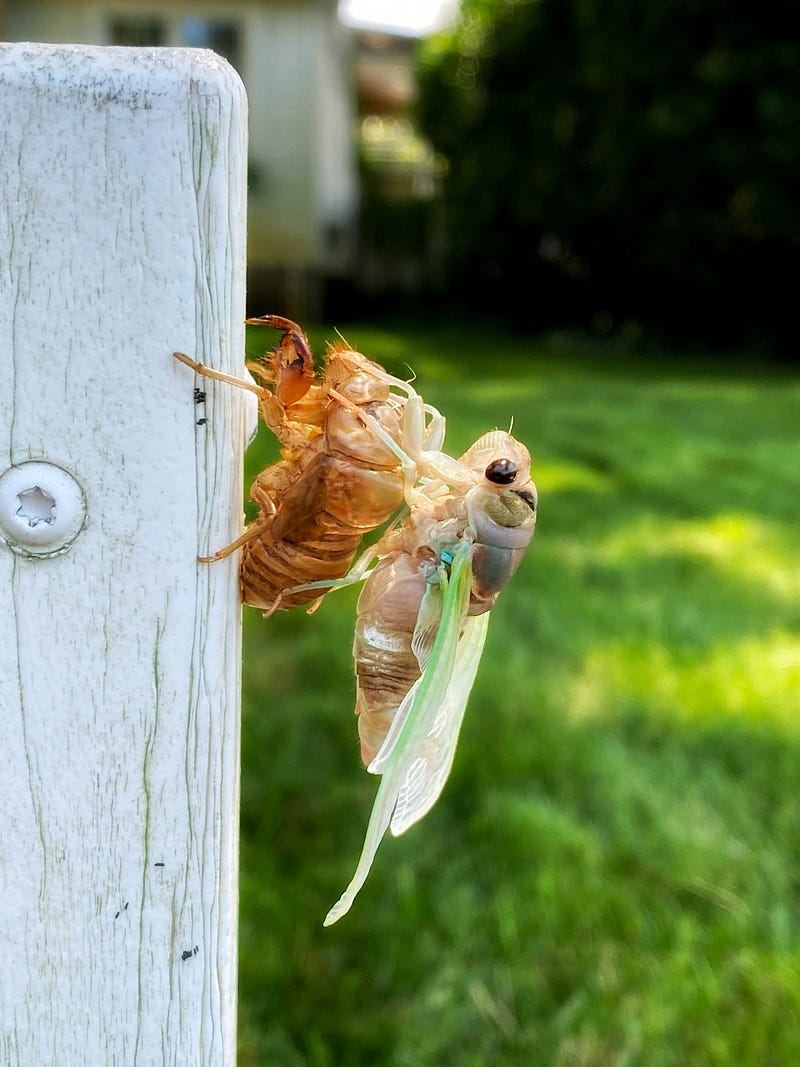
[466,485,537,614]
[239,348,412,612]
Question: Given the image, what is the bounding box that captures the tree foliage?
[417,0,800,350]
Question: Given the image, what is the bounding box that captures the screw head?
[0,462,87,558]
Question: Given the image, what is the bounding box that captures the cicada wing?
[324,543,480,926]
[367,581,444,777]
[366,675,424,776]
[389,610,489,836]
[323,729,418,925]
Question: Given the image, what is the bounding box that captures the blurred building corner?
[244,0,360,322]
[352,27,444,312]
[4,0,359,322]
[4,0,445,321]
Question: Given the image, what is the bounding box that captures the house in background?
[352,27,442,301]
[3,0,358,319]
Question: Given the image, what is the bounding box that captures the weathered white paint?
[0,44,251,1066]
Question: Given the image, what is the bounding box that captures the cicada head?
[459,431,538,611]
[459,431,537,518]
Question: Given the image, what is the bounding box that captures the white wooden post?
[0,44,251,1065]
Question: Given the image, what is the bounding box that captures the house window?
[180,18,241,70]
[109,17,166,46]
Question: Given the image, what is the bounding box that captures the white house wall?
[314,9,359,274]
[245,2,320,266]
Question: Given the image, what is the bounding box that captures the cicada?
[175,321,538,926]
[174,316,448,611]
[311,430,538,925]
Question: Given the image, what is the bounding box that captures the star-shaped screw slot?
[16,485,57,528]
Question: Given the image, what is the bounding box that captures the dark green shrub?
[417,0,800,352]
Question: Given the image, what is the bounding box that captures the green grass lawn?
[236,323,799,1066]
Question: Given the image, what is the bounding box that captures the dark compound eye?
[485,457,517,485]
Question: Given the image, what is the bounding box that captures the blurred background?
[3,1,799,1063]
[3,0,797,353]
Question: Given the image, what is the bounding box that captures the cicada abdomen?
[353,552,431,764]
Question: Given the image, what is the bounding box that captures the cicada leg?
[244,313,304,333]
[197,515,273,564]
[173,351,267,397]
[196,482,278,564]
[174,347,303,449]
[257,587,325,620]
[245,314,315,407]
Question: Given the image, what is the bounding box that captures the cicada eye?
[485,457,517,485]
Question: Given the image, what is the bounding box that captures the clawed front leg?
[244,314,315,406]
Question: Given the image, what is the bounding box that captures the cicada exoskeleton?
[174,316,445,612]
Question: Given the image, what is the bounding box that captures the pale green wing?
[366,580,444,776]
[389,609,489,835]
[324,542,486,926]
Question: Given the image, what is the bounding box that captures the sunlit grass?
[237,322,799,1066]
[571,633,800,725]
[602,512,799,602]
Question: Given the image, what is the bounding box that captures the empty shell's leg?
[173,350,266,397]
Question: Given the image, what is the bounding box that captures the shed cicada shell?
[174,315,451,611]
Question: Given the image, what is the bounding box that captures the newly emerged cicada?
[174,316,449,611]
[287,430,538,925]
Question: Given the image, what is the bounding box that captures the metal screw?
[0,462,87,558]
